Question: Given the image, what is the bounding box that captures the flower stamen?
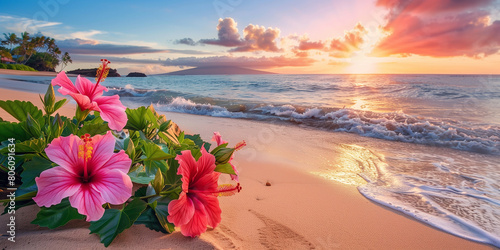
[78,133,93,181]
[91,59,110,95]
[215,183,242,197]
[234,141,246,151]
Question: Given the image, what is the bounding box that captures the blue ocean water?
[101,74,500,155]
[2,73,500,246]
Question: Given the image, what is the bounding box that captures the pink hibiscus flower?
[33,131,133,222]
[211,132,245,182]
[52,59,127,131]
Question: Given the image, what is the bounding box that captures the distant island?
[66,68,121,77]
[157,66,276,75]
[126,72,147,77]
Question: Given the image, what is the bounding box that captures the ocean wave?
[254,105,500,155]
[155,97,247,118]
[107,85,158,97]
[110,84,500,155]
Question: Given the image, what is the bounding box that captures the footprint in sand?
[209,224,242,249]
[249,209,315,250]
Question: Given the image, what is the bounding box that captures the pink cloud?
[373,0,500,58]
[230,24,281,52]
[377,0,495,14]
[199,18,281,52]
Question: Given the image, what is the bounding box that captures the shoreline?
[0,82,493,249]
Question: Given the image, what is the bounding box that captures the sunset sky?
[1,0,499,74]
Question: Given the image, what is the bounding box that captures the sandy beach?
[0,74,494,249]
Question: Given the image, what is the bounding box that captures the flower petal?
[51,71,78,96]
[167,192,195,226]
[190,147,218,189]
[75,75,107,100]
[45,134,82,175]
[211,132,227,146]
[68,92,97,111]
[190,172,219,192]
[88,131,116,174]
[229,160,239,182]
[95,150,132,174]
[69,184,106,222]
[196,194,221,229]
[33,166,81,207]
[180,196,209,237]
[175,150,197,192]
[90,169,132,205]
[93,95,127,131]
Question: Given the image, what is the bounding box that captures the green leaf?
[125,107,150,131]
[165,157,181,185]
[0,191,37,206]
[19,156,53,190]
[77,122,109,136]
[89,198,147,247]
[214,162,236,175]
[144,160,168,176]
[141,142,173,175]
[8,138,47,155]
[142,142,173,161]
[134,186,147,197]
[128,167,156,184]
[0,100,43,122]
[31,198,85,229]
[52,99,67,113]
[0,121,30,141]
[150,198,175,233]
[185,134,211,151]
[134,207,168,233]
[61,118,78,136]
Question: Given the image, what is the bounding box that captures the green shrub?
[0,63,37,71]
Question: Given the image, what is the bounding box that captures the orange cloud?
[297,38,325,50]
[373,0,500,58]
[328,23,367,58]
[291,23,368,58]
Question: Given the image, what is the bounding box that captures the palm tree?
[17,32,32,63]
[60,52,72,71]
[1,33,18,51]
[23,35,46,63]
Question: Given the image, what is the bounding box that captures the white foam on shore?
[155,97,247,118]
[255,105,500,155]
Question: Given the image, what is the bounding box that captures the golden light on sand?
[312,144,385,186]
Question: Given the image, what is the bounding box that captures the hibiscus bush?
[0,60,243,247]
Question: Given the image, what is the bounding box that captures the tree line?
[0,32,72,72]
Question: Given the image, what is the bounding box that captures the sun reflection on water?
[312,144,388,186]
